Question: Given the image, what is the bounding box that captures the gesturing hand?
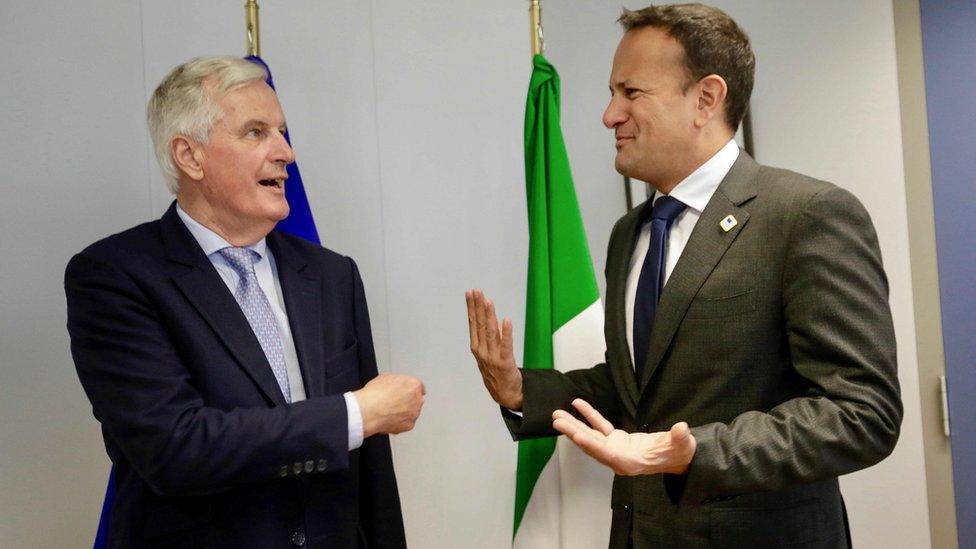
[465,289,524,410]
[354,373,426,437]
[552,399,697,476]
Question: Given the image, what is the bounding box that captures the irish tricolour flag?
[514,54,612,549]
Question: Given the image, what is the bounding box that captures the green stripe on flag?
[514,54,602,538]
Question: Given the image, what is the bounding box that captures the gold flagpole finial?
[529,0,543,58]
[245,0,260,57]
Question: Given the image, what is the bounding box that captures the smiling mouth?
[258,178,285,189]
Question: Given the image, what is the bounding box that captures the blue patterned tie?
[219,247,291,403]
[633,196,687,385]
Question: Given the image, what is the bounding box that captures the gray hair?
[147,56,269,194]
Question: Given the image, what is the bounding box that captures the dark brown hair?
[618,3,755,130]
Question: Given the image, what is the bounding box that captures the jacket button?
[316,459,328,472]
[304,460,314,473]
[292,462,303,475]
[290,530,306,547]
[279,465,289,477]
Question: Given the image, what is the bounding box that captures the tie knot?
[649,195,686,223]
[218,247,259,277]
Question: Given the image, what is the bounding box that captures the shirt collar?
[654,139,740,212]
[175,203,268,260]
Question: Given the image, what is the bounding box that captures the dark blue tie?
[633,196,687,384]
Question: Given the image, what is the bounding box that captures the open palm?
[552,399,697,476]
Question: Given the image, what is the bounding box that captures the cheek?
[633,106,662,132]
[204,151,241,185]
[204,169,253,204]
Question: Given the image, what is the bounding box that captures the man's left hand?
[552,399,697,476]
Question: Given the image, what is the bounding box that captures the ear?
[694,74,728,129]
[171,135,205,182]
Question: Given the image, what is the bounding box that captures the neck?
[176,192,273,247]
[649,131,733,195]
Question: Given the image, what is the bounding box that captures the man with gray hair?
[66,56,421,548]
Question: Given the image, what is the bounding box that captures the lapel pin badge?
[720,215,738,232]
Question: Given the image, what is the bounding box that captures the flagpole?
[529,0,543,57]
[245,0,260,57]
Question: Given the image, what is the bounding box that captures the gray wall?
[0,1,931,547]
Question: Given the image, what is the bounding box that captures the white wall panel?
[368,2,528,546]
[0,2,151,547]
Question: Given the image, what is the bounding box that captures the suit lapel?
[267,232,325,399]
[638,153,759,394]
[161,204,287,406]
[605,207,643,416]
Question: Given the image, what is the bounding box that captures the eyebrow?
[239,119,288,132]
[610,79,644,90]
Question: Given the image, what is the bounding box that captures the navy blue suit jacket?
[65,203,406,548]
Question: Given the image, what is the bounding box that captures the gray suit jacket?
[506,152,902,548]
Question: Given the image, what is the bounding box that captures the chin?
[615,158,636,179]
[272,204,290,222]
[252,205,289,227]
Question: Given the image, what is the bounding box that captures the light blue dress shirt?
[176,204,364,451]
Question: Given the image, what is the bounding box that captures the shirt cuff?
[344,391,364,451]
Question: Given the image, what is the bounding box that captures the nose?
[603,94,626,129]
[271,129,296,165]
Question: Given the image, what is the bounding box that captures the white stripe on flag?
[552,300,606,373]
[515,301,613,548]
[513,455,561,549]
[554,300,613,549]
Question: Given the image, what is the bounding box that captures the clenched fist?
[354,373,426,437]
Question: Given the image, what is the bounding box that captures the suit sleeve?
[65,252,351,498]
[503,361,621,440]
[348,258,407,548]
[675,186,903,505]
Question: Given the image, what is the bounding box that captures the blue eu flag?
[247,55,321,244]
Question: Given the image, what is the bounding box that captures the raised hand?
[465,289,524,410]
[552,399,697,476]
[354,373,426,437]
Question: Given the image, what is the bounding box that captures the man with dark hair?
[467,4,901,547]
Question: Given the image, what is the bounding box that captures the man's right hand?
[465,289,524,410]
[354,373,425,437]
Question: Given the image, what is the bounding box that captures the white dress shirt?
[624,139,740,368]
[176,204,363,450]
